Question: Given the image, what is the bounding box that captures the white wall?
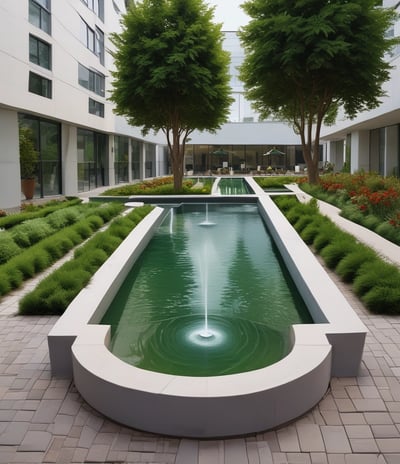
[190,121,301,145]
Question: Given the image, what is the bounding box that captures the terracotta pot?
[21,178,35,200]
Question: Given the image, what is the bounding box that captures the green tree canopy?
[239,0,399,183]
[110,0,233,191]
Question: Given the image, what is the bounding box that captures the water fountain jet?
[198,203,215,226]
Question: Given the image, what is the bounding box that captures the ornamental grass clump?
[0,232,20,264]
[11,218,54,248]
[335,247,377,283]
[319,238,358,270]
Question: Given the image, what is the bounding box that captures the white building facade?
[0,1,305,210]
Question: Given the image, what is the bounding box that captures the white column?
[0,109,22,209]
[385,125,399,177]
[350,131,370,173]
[62,125,78,196]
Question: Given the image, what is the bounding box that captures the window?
[29,72,52,98]
[89,98,104,117]
[29,0,51,34]
[78,64,105,96]
[80,18,104,65]
[95,27,104,65]
[81,0,104,21]
[29,35,51,69]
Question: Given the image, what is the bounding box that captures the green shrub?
[86,215,104,230]
[362,286,400,314]
[300,219,324,245]
[363,214,381,231]
[95,203,124,222]
[12,254,36,279]
[46,207,82,229]
[0,232,20,264]
[336,247,377,282]
[32,250,52,273]
[10,227,30,247]
[11,218,54,247]
[293,215,314,233]
[312,223,343,252]
[320,239,357,269]
[73,221,94,239]
[353,261,400,297]
[0,274,12,296]
[272,195,298,213]
[375,222,400,245]
[79,248,109,273]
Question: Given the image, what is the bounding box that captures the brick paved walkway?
[1,192,400,463]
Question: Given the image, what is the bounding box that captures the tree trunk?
[170,129,184,192]
[307,163,319,184]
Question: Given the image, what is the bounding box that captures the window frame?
[29,71,52,99]
[88,97,104,117]
[29,34,52,70]
[29,0,51,34]
[78,63,105,97]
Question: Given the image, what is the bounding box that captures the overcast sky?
[206,0,249,31]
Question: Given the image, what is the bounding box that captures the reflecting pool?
[101,203,312,376]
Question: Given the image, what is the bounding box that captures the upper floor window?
[29,35,51,70]
[81,0,104,21]
[78,63,105,96]
[29,71,52,98]
[89,98,104,117]
[29,0,51,34]
[80,18,105,65]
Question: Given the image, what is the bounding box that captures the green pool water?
[216,177,254,194]
[100,203,312,376]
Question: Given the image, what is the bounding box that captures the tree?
[239,0,399,184]
[110,0,233,191]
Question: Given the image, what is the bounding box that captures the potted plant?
[19,126,38,200]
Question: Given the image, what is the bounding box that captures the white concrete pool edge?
[48,186,367,437]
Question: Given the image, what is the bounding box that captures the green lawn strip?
[0,197,82,229]
[273,195,400,314]
[0,202,124,298]
[19,205,153,315]
[0,202,121,266]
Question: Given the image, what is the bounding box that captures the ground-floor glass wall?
[145,143,156,177]
[77,129,108,192]
[131,139,141,180]
[185,144,312,174]
[114,135,129,184]
[19,114,61,198]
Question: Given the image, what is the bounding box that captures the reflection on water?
[101,203,312,376]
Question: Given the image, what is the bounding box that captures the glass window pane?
[41,9,51,34]
[88,29,95,52]
[29,36,39,64]
[38,41,51,69]
[29,2,41,28]
[35,0,50,9]
[78,63,89,89]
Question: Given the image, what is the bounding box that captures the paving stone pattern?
[1,192,400,463]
